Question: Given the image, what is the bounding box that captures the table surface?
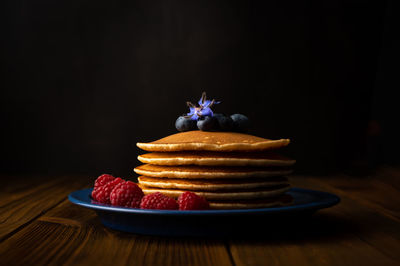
[1,167,400,266]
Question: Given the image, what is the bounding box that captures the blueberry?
[213,113,234,131]
[230,114,250,132]
[175,116,197,132]
[197,116,218,131]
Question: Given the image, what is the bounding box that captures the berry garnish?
[92,177,124,204]
[178,191,210,210]
[197,116,218,131]
[231,114,251,132]
[185,92,220,121]
[94,174,115,188]
[175,116,197,132]
[175,92,251,133]
[140,192,178,210]
[110,181,144,208]
[213,113,234,131]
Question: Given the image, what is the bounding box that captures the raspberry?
[94,174,115,188]
[110,181,144,208]
[177,191,209,210]
[91,177,124,204]
[140,192,178,210]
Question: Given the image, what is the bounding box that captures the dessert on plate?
[134,93,295,209]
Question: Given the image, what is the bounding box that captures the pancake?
[138,176,289,191]
[208,194,293,209]
[139,184,290,200]
[134,164,293,179]
[138,151,296,167]
[137,131,290,152]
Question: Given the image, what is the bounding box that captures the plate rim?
[68,187,340,216]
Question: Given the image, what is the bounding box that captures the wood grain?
[0,175,90,241]
[227,176,400,266]
[310,175,400,221]
[294,176,400,261]
[0,200,233,266]
[2,169,400,265]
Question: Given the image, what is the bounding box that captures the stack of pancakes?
[134,131,295,209]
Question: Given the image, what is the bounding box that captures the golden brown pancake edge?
[139,184,291,200]
[138,152,296,167]
[134,164,293,179]
[138,176,289,191]
[137,131,290,152]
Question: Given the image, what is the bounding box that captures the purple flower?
[185,92,220,120]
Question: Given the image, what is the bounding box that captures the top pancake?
[136,131,290,152]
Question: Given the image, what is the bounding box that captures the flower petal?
[190,113,199,120]
[202,100,212,108]
[187,107,196,116]
[198,92,207,106]
[200,107,213,117]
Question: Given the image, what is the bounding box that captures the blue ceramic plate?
[68,188,340,237]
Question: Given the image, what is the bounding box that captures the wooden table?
[1,167,400,265]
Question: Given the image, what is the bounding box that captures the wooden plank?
[0,175,90,241]
[0,175,59,204]
[229,233,397,266]
[228,176,400,266]
[0,200,233,266]
[294,176,400,261]
[305,174,400,221]
[3,172,400,265]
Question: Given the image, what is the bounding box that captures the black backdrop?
[1,0,398,177]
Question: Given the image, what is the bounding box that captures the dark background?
[1,0,398,178]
